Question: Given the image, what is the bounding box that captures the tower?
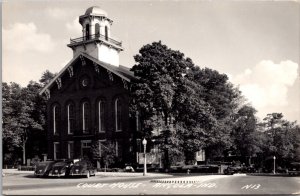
[67,6,123,66]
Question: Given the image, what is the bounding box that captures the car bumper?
[49,173,65,177]
[34,173,45,177]
[70,171,88,176]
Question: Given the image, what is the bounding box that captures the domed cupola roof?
[85,6,108,17]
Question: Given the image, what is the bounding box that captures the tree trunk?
[164,149,170,171]
[22,142,26,165]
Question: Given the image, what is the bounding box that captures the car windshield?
[74,161,87,166]
[38,162,52,166]
[54,162,66,166]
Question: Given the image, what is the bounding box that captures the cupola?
[67,6,123,66]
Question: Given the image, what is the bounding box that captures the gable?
[39,52,134,99]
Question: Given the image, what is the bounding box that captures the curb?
[233,173,247,176]
[151,179,201,184]
[150,175,229,184]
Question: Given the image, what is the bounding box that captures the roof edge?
[39,52,133,96]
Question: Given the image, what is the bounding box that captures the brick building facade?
[40,6,140,166]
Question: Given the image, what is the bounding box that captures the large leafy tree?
[2,82,33,165]
[39,70,56,87]
[2,70,54,166]
[231,105,261,164]
[259,113,300,166]
[130,41,194,168]
[130,41,245,166]
[91,141,117,169]
[185,66,242,161]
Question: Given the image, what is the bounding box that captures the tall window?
[85,24,90,40]
[95,23,100,36]
[105,26,108,40]
[67,103,75,134]
[81,140,91,159]
[98,100,105,132]
[98,140,106,157]
[68,141,74,159]
[115,140,122,158]
[54,142,60,160]
[82,102,90,133]
[52,105,60,135]
[115,99,122,132]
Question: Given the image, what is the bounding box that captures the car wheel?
[86,172,90,178]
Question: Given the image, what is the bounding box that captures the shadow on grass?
[24,174,98,179]
[247,173,300,177]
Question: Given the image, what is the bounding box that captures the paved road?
[3,173,300,195]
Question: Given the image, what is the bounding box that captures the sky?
[2,0,300,123]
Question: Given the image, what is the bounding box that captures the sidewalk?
[3,169,33,174]
[151,175,229,183]
[96,172,171,177]
[2,169,171,178]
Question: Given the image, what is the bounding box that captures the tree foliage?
[2,71,54,165]
[91,141,117,168]
[231,105,261,158]
[131,41,244,165]
[259,113,300,161]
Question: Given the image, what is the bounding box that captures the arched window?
[98,100,105,132]
[95,23,100,37]
[82,102,90,133]
[115,99,122,132]
[67,103,75,134]
[105,26,108,41]
[52,105,60,135]
[85,24,90,40]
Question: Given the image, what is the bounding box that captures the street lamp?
[273,156,276,174]
[142,138,147,176]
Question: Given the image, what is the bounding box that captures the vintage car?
[48,160,74,177]
[69,160,96,178]
[288,162,300,176]
[34,161,58,177]
[223,166,242,175]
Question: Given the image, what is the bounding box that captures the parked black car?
[34,161,58,177]
[288,162,300,176]
[69,160,96,178]
[48,160,74,177]
[223,166,242,175]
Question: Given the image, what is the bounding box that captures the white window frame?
[115,140,118,157]
[115,99,122,132]
[98,101,105,133]
[67,104,74,135]
[98,140,106,157]
[81,140,91,156]
[53,106,57,135]
[68,141,74,159]
[53,142,59,160]
[82,102,89,133]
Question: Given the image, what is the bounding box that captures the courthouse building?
[40,6,142,166]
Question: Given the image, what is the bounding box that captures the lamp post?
[142,138,147,176]
[273,156,276,174]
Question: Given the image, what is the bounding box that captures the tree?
[91,141,117,169]
[184,66,242,162]
[2,72,50,166]
[259,113,300,167]
[39,70,56,87]
[231,105,261,164]
[2,82,33,165]
[173,79,216,164]
[130,41,194,168]
[21,81,47,158]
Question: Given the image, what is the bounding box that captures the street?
[3,172,300,195]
